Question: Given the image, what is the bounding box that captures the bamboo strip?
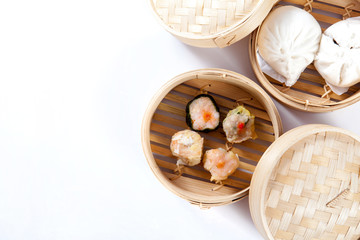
[270,84,333,106]
[266,74,343,102]
[165,91,272,122]
[299,72,351,99]
[282,0,360,16]
[152,112,271,149]
[185,79,264,108]
[151,144,254,184]
[155,158,250,189]
[173,82,266,110]
[300,72,357,94]
[163,172,241,196]
[150,123,262,164]
[150,135,254,182]
[150,0,278,47]
[250,125,360,240]
[153,112,270,152]
[310,12,342,25]
[156,102,275,141]
[300,71,359,94]
[316,0,360,12]
[307,64,316,71]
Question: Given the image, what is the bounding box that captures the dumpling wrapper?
[258,6,322,87]
[256,50,349,95]
[170,130,203,166]
[203,148,240,182]
[314,17,360,89]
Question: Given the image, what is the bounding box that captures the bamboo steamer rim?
[149,0,265,39]
[141,68,283,207]
[149,0,278,47]
[249,124,360,239]
[249,0,360,112]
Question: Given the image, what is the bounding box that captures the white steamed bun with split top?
[314,17,360,88]
[258,6,322,87]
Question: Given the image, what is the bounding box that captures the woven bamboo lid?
[150,0,277,48]
[142,69,282,208]
[250,124,360,240]
[249,0,360,112]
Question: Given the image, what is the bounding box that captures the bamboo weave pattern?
[250,0,360,112]
[265,132,360,239]
[153,0,260,35]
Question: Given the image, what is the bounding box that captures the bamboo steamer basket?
[249,0,360,112]
[141,69,282,208]
[250,124,360,240]
[150,0,278,48]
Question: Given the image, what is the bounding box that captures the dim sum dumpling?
[223,106,256,143]
[203,148,240,182]
[170,130,203,166]
[258,6,322,87]
[314,17,360,88]
[186,94,220,132]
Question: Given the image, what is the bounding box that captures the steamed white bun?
[258,6,322,86]
[314,17,360,88]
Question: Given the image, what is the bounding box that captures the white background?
[1,1,360,239]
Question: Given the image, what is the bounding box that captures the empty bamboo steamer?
[150,0,278,48]
[250,124,360,240]
[141,69,282,207]
[250,0,360,112]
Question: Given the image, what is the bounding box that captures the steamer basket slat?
[142,69,282,207]
[150,0,278,47]
[169,85,273,122]
[249,125,360,240]
[155,97,276,142]
[152,152,254,184]
[150,122,262,163]
[152,111,273,150]
[164,172,242,196]
[250,0,360,112]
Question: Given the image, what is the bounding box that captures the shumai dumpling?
[203,148,240,182]
[170,130,204,166]
[223,106,256,143]
[186,94,220,132]
[258,6,322,87]
[314,17,360,88]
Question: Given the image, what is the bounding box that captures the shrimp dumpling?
[186,94,220,132]
[223,106,256,143]
[203,148,240,182]
[170,130,204,166]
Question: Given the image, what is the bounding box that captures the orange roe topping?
[237,122,245,132]
[216,161,225,168]
[203,112,212,122]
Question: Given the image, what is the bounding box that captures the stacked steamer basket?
[250,0,360,112]
[150,0,277,47]
[250,125,360,239]
[141,69,282,208]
